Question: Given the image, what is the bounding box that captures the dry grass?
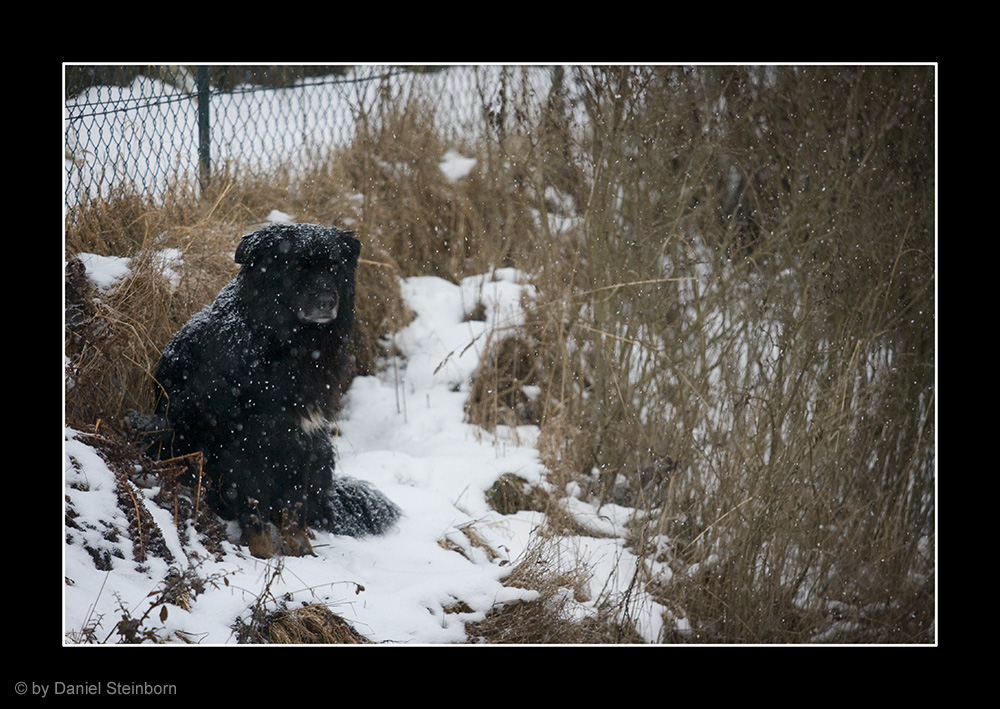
[251,604,374,644]
[465,533,647,644]
[466,66,935,643]
[65,65,935,643]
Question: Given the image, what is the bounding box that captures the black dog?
[153,223,399,558]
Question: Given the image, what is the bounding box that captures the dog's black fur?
[153,223,399,558]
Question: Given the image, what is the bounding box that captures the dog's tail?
[318,476,401,537]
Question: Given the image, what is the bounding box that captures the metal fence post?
[197,66,211,192]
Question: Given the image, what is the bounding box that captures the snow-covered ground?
[63,256,671,644]
[62,67,672,645]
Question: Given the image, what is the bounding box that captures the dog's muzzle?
[298,292,339,324]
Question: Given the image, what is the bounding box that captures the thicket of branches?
[478,65,936,642]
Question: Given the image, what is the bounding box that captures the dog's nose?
[314,292,338,314]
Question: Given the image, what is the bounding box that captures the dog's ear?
[340,231,361,263]
[235,225,298,266]
[235,229,271,266]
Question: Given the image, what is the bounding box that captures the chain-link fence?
[64,65,558,208]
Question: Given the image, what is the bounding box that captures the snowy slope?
[63,263,671,644]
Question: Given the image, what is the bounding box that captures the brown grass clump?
[258,604,374,645]
[64,183,247,425]
[350,240,413,376]
[466,333,542,429]
[230,558,374,644]
[465,535,645,644]
[64,248,233,425]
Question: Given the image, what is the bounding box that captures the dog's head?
[234,223,362,328]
